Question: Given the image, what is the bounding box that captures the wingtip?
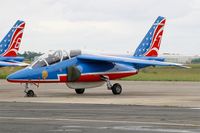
[182,66,191,69]
[178,64,190,69]
[18,62,29,67]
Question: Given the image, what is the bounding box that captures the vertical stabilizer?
[134,16,166,57]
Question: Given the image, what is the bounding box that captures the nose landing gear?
[26,90,35,97]
[24,83,38,97]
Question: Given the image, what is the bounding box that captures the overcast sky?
[0,0,199,55]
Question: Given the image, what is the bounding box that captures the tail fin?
[0,20,25,57]
[134,16,166,57]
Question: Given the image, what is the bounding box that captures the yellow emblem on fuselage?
[42,70,48,79]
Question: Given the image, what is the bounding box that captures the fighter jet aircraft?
[0,20,28,67]
[7,16,188,97]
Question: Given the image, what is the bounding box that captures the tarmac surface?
[0,102,200,133]
[0,80,200,107]
[0,80,200,132]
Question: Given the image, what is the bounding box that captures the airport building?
[161,53,200,64]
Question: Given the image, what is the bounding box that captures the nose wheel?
[26,90,35,97]
[24,83,37,97]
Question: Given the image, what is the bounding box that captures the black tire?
[111,83,122,95]
[75,89,85,94]
[26,90,35,97]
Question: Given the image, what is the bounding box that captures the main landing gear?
[111,83,122,95]
[101,76,122,95]
[75,88,85,94]
[24,83,37,97]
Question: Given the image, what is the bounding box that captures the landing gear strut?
[101,76,122,95]
[24,83,37,97]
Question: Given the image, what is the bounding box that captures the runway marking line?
[58,125,195,133]
[0,109,115,111]
[0,116,199,127]
[190,108,200,110]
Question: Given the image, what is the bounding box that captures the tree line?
[191,58,200,64]
[18,51,43,61]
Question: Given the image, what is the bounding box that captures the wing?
[77,54,189,68]
[0,61,29,67]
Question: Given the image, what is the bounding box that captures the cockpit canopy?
[30,49,81,68]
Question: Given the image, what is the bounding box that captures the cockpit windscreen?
[30,50,69,68]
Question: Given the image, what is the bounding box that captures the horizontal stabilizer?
[0,61,29,67]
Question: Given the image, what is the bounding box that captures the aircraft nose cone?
[7,68,29,82]
[7,73,18,82]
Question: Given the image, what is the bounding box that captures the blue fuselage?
[7,56,139,83]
